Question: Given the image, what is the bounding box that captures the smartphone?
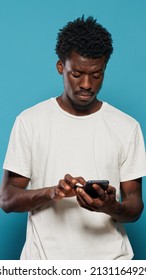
[84,180,109,198]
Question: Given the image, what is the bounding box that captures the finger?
[58,179,71,191]
[76,193,95,212]
[77,186,106,211]
[64,174,78,186]
[92,184,106,198]
[76,187,94,204]
[106,185,116,195]
[76,193,86,206]
[52,187,65,201]
[75,176,86,186]
[58,190,66,198]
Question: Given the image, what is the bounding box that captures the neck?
[56,95,102,116]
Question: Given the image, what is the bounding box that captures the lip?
[76,91,93,100]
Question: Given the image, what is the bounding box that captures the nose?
[79,74,92,91]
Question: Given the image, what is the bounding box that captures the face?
[57,52,106,112]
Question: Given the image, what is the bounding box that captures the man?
[0,16,146,260]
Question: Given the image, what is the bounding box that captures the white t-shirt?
[3,98,146,259]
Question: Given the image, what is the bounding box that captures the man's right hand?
[0,171,86,212]
[49,174,86,201]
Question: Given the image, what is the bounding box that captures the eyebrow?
[72,68,104,74]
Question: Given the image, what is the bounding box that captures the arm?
[76,178,144,223]
[0,171,84,213]
[110,178,143,222]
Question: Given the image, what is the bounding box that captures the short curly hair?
[55,16,113,64]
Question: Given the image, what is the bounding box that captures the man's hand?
[50,174,86,201]
[76,179,144,223]
[76,183,117,213]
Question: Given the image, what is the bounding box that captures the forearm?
[108,199,144,223]
[0,172,78,213]
[0,185,53,213]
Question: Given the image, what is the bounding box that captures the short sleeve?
[3,116,31,178]
[120,123,146,181]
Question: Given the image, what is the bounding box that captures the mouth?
[75,91,94,101]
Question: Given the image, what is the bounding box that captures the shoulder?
[103,102,139,127]
[19,98,53,118]
[15,98,57,125]
[101,102,142,141]
[11,98,57,133]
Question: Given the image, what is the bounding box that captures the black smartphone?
[84,180,109,198]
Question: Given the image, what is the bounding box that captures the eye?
[71,71,81,78]
[92,72,103,79]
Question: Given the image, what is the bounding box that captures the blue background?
[0,0,146,260]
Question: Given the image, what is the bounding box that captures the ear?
[56,60,64,74]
